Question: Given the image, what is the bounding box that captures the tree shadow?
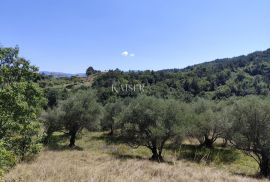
[166,143,239,164]
[110,152,175,165]
[91,133,127,145]
[92,133,169,163]
[111,153,145,160]
[45,134,83,151]
[233,172,264,180]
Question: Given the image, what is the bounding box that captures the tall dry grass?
[4,150,268,182]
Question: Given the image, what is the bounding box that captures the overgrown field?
[4,132,268,182]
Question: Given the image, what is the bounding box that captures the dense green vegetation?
[0,47,46,179]
[2,46,270,179]
[92,48,270,102]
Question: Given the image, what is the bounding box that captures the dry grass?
[4,150,268,182]
[3,132,270,182]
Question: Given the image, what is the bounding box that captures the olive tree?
[101,100,125,135]
[188,99,229,148]
[119,96,186,162]
[60,90,102,147]
[41,107,64,144]
[229,96,270,177]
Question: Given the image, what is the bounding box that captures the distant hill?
[92,48,270,102]
[40,71,86,78]
[159,48,270,73]
[41,48,270,102]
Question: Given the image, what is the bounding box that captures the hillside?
[39,48,270,103]
[90,48,270,102]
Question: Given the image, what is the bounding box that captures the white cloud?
[121,51,129,57]
[121,51,135,57]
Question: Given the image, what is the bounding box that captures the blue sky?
[1,0,270,73]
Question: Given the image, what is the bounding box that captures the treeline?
[92,48,270,103]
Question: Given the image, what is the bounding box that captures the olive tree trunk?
[69,130,78,148]
[150,146,163,162]
[200,135,214,148]
[259,154,270,177]
[149,138,168,162]
[109,125,114,136]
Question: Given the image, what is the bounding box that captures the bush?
[0,142,16,179]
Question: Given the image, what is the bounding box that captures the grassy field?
[4,132,269,182]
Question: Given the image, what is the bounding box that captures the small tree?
[60,90,102,147]
[188,99,229,148]
[45,87,68,108]
[229,96,270,177]
[119,96,186,162]
[101,100,124,135]
[86,66,99,77]
[41,107,64,144]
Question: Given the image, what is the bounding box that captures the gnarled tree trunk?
[149,138,168,162]
[150,146,163,162]
[69,129,78,148]
[109,125,114,136]
[259,154,270,177]
[200,135,214,148]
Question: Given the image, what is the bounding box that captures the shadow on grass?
[93,133,239,164]
[46,134,83,151]
[166,143,239,164]
[110,152,175,165]
[233,172,262,180]
[91,133,127,145]
[111,153,145,160]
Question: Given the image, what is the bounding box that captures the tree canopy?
[119,96,187,161]
[229,96,270,177]
[58,90,102,147]
[0,47,45,161]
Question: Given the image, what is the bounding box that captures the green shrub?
[0,142,16,180]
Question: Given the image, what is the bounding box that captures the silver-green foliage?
[119,96,187,161]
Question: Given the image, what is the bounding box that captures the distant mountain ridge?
[40,71,86,78]
[159,48,270,73]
